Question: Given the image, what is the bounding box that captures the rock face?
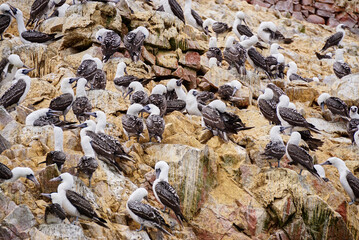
[0,0,359,239]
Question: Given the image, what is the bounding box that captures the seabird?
[258,88,281,125]
[76,54,101,82]
[184,0,205,33]
[122,103,145,141]
[0,163,39,185]
[202,99,253,141]
[247,44,272,79]
[266,83,285,103]
[25,108,75,127]
[72,78,92,122]
[233,11,254,39]
[313,164,329,182]
[153,161,186,225]
[206,37,222,66]
[286,132,320,178]
[50,173,108,227]
[277,95,320,133]
[321,157,359,204]
[96,28,121,63]
[49,77,77,121]
[0,68,33,110]
[208,57,218,68]
[298,130,324,151]
[223,36,247,76]
[321,24,347,52]
[348,106,359,144]
[44,202,66,224]
[286,61,313,83]
[0,3,15,41]
[333,49,351,79]
[142,104,165,142]
[126,187,172,235]
[202,18,230,39]
[317,92,349,119]
[0,54,28,85]
[261,126,286,168]
[27,0,63,28]
[149,84,167,117]
[165,79,186,113]
[126,81,149,106]
[185,89,202,116]
[258,21,293,44]
[12,7,63,44]
[114,62,143,96]
[77,135,98,187]
[268,43,285,79]
[315,52,332,60]
[218,80,242,102]
[90,69,106,90]
[49,2,69,18]
[124,26,149,62]
[162,0,185,23]
[39,126,66,170]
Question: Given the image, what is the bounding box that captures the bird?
[95,28,121,63]
[317,93,349,120]
[258,21,292,44]
[261,126,286,168]
[122,103,145,141]
[153,161,187,225]
[0,54,28,85]
[76,54,101,83]
[257,88,281,125]
[333,49,351,79]
[202,99,253,141]
[184,0,205,33]
[247,45,272,79]
[26,0,63,28]
[41,192,67,224]
[206,37,222,66]
[348,106,359,144]
[268,43,285,79]
[114,62,138,95]
[25,108,75,127]
[165,79,186,113]
[39,126,67,170]
[315,52,332,60]
[0,68,34,110]
[313,164,329,182]
[124,26,149,62]
[286,132,321,178]
[202,18,231,39]
[126,81,149,106]
[50,173,108,227]
[11,6,63,44]
[142,104,165,142]
[149,84,167,117]
[233,11,254,39]
[321,24,347,52]
[185,89,202,116]
[223,36,247,76]
[286,61,313,83]
[0,3,15,41]
[0,163,39,186]
[48,2,68,18]
[277,95,320,133]
[72,78,92,122]
[217,80,242,102]
[321,157,359,204]
[162,0,185,24]
[77,135,98,187]
[208,57,218,68]
[266,83,285,103]
[49,77,77,121]
[126,187,172,235]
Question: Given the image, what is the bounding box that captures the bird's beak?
[7,10,16,18]
[320,161,331,166]
[243,19,248,26]
[22,64,29,68]
[47,109,62,117]
[278,46,284,50]
[144,196,149,201]
[279,126,290,133]
[41,193,51,199]
[69,77,80,84]
[23,68,35,75]
[320,102,325,112]
[155,168,161,179]
[139,108,150,114]
[176,79,183,86]
[27,175,40,186]
[49,176,62,182]
[124,67,128,75]
[9,5,17,15]
[84,112,97,117]
[74,122,88,128]
[285,64,290,67]
[124,89,133,98]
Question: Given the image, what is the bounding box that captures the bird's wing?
[0,162,12,180]
[191,9,203,27]
[346,171,359,198]
[202,106,225,131]
[287,144,314,169]
[66,190,97,218]
[155,181,181,211]
[236,24,253,37]
[49,93,73,111]
[127,200,167,226]
[21,30,57,43]
[168,0,185,23]
[0,79,27,108]
[0,15,11,34]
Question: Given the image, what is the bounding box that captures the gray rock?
[331,73,359,106]
[2,205,36,239]
[38,223,86,239]
[307,118,347,134]
[0,190,17,221]
[88,90,129,114]
[0,134,11,154]
[0,107,13,129]
[0,121,21,145]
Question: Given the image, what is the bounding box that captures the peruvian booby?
[185,89,202,116]
[72,78,92,122]
[49,2,68,18]
[25,108,75,127]
[277,95,320,133]
[149,84,167,117]
[315,52,332,60]
[153,161,186,225]
[49,77,77,121]
[44,202,67,224]
[27,0,63,28]
[333,49,351,79]
[261,126,286,168]
[127,187,172,235]
[142,104,165,142]
[266,83,285,103]
[184,0,205,33]
[126,81,149,105]
[206,37,222,66]
[40,126,66,170]
[114,62,139,95]
[0,163,39,186]
[298,130,323,151]
[0,54,28,85]
[165,79,186,113]
[286,132,320,178]
[202,18,230,39]
[287,61,313,83]
[247,45,272,79]
[258,21,293,44]
[208,57,218,68]
[0,4,15,41]
[77,135,98,187]
[313,164,329,182]
[233,11,253,39]
[202,99,253,141]
[317,92,349,119]
[258,88,281,125]
[0,68,33,109]
[76,54,101,82]
[218,80,242,102]
[268,43,285,79]
[50,173,108,227]
[122,103,145,141]
[348,106,359,144]
[90,69,106,90]
[95,28,121,63]
[223,36,247,76]
[12,7,63,44]
[321,157,359,204]
[124,26,149,62]
[162,0,185,23]
[321,24,347,52]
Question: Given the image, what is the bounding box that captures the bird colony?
[0,0,359,239]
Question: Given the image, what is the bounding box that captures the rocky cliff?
[0,0,359,239]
